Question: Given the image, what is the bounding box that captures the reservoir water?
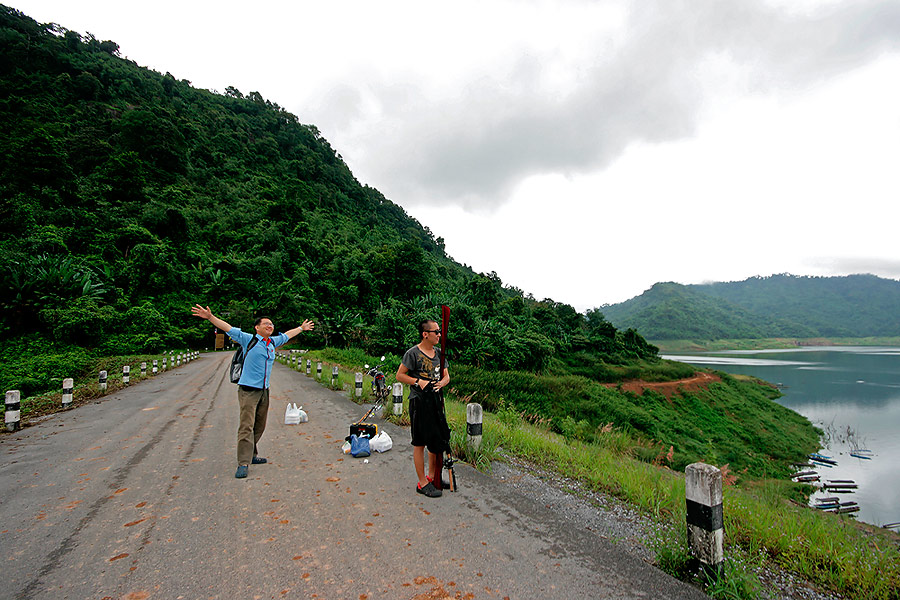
[662,346,900,528]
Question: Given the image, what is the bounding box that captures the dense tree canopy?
[0,6,658,388]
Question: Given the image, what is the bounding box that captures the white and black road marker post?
[392,382,403,416]
[62,378,73,409]
[5,390,20,432]
[686,462,724,574]
[466,403,483,451]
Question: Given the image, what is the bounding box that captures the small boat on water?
[882,522,900,530]
[830,506,860,514]
[809,453,838,465]
[796,475,820,482]
[849,449,874,460]
[792,470,818,478]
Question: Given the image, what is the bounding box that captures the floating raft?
[849,451,873,460]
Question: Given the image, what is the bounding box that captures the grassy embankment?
[300,347,900,600]
[654,337,900,353]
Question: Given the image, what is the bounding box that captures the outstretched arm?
[284,319,315,340]
[191,305,233,332]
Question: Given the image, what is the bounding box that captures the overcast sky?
[12,0,900,309]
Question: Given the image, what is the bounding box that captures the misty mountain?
[601,274,900,340]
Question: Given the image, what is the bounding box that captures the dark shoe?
[235,465,248,478]
[416,481,442,498]
[251,456,268,464]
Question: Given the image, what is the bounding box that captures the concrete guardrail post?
[5,390,21,432]
[62,378,73,409]
[316,362,322,379]
[355,373,363,398]
[392,382,403,416]
[331,366,339,388]
[140,362,147,377]
[686,462,724,573]
[466,403,483,451]
[306,359,311,376]
[162,357,167,371]
[122,365,130,385]
[152,359,158,374]
[99,370,108,393]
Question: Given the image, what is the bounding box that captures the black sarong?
[409,388,451,454]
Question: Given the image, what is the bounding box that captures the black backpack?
[229,336,259,383]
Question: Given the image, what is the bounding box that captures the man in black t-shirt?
[396,319,450,498]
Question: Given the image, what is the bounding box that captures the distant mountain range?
[600,274,900,340]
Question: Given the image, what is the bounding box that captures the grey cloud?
[338,0,900,210]
[805,257,900,280]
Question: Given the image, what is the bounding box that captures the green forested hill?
[601,274,900,340]
[0,5,658,394]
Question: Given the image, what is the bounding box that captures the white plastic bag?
[284,403,301,425]
[297,407,308,423]
[369,431,393,453]
[341,440,351,454]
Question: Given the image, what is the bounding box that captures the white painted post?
[162,357,167,371]
[176,353,182,367]
[305,359,311,376]
[122,365,130,385]
[62,378,73,408]
[686,462,724,572]
[355,373,363,398]
[99,370,108,393]
[5,390,21,432]
[392,382,403,416]
[466,403,483,451]
[331,366,339,388]
[316,362,322,379]
[140,362,147,377]
[152,359,158,374]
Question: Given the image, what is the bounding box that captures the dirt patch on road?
[604,372,721,399]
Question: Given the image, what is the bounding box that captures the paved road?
[0,353,708,600]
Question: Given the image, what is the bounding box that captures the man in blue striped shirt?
[192,305,314,478]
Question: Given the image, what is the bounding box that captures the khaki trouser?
[237,386,269,466]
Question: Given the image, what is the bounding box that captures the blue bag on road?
[349,434,371,458]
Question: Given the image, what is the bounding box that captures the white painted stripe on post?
[122,365,130,385]
[355,373,363,397]
[99,370,108,392]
